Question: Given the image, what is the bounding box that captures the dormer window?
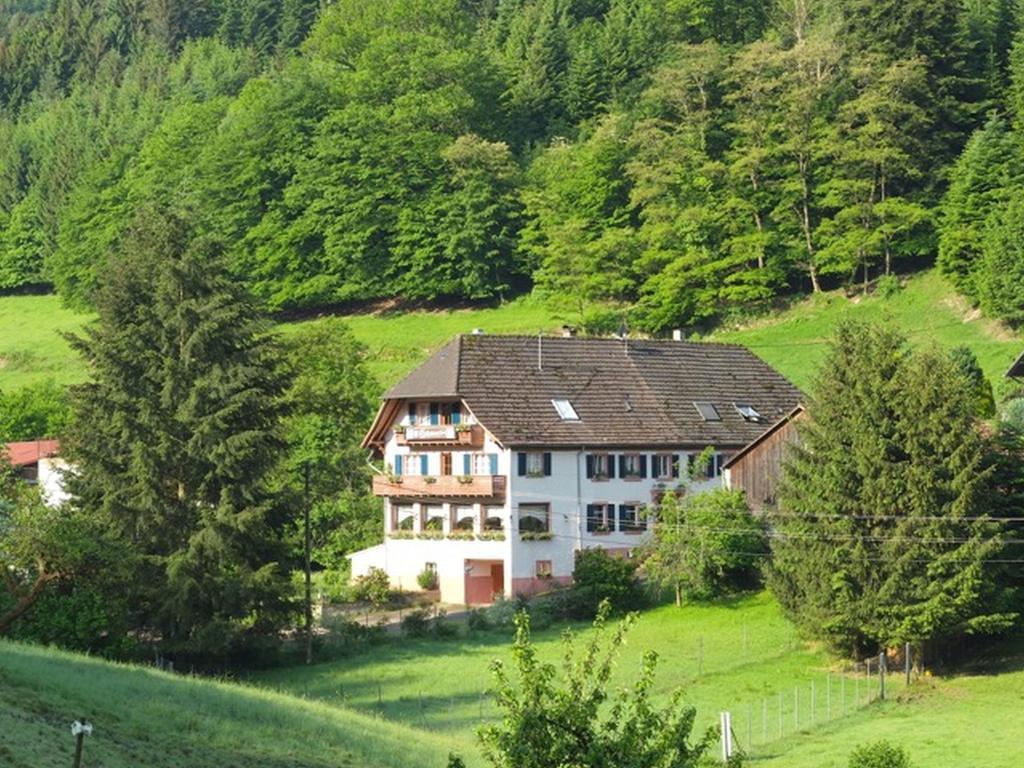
[694,402,721,421]
[552,399,580,421]
[734,403,762,422]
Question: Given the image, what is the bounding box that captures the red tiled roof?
[3,439,61,468]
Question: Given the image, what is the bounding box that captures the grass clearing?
[0,294,91,391]
[0,639,456,768]
[1,270,1019,395]
[254,593,899,760]
[711,270,1021,392]
[1,593,1021,766]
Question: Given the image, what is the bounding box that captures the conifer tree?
[66,206,294,658]
[770,322,1017,659]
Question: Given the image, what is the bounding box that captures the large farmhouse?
[352,333,803,605]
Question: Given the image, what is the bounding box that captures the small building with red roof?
[3,439,69,507]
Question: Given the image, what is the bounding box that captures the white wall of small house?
[37,458,71,508]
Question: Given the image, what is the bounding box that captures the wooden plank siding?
[723,407,804,514]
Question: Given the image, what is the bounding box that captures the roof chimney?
[471,328,485,335]
[561,325,576,338]
[672,329,684,341]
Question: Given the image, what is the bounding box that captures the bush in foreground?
[849,740,912,768]
[474,601,723,768]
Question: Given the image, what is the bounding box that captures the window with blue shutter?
[420,455,429,475]
[585,455,594,479]
[517,452,527,476]
[542,453,552,476]
[607,454,615,479]
[429,402,440,426]
[462,453,471,475]
[451,403,461,424]
[394,455,403,475]
[488,453,498,475]
[618,455,627,478]
[638,455,647,479]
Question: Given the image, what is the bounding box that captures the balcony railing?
[372,474,507,499]
[394,423,484,449]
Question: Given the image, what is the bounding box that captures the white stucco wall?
[37,458,71,507]
[359,396,732,603]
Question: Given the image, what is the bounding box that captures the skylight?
[694,402,721,421]
[734,403,762,422]
[552,399,580,421]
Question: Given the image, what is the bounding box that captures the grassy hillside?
[0,294,563,393]
[712,270,1022,393]
[255,593,909,761]
[254,592,1024,767]
[0,639,456,768]
[1,270,1019,397]
[0,295,90,390]
[2,592,1021,766]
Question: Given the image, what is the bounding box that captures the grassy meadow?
[4,591,1022,767]
[1,269,1020,396]
[0,639,457,768]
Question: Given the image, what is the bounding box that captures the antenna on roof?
[616,319,629,355]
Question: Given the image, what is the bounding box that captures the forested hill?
[2,0,1024,334]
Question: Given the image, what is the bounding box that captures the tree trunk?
[675,584,682,607]
[0,566,55,635]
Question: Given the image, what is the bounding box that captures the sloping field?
[3,269,1020,395]
[0,640,456,768]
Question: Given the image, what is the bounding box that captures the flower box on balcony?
[447,530,475,541]
[456,475,474,485]
[388,530,414,540]
[520,531,553,541]
[416,530,445,540]
[423,476,437,484]
[477,531,506,541]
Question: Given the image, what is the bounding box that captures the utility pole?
[905,642,911,687]
[304,461,313,666]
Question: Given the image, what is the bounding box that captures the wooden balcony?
[372,474,506,499]
[394,423,484,449]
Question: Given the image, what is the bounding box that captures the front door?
[490,562,505,600]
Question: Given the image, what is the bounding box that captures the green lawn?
[0,294,91,391]
[254,593,910,762]
[711,270,1022,393]
[2,593,1021,766]
[283,295,564,388]
[2,269,1019,397]
[0,639,456,768]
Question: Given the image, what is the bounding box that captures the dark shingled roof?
[1008,351,1024,379]
[377,335,803,449]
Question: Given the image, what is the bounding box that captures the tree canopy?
[0,0,1020,329]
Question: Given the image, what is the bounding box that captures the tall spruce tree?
[770,322,1017,659]
[66,206,294,658]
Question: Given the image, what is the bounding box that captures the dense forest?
[1,0,1024,331]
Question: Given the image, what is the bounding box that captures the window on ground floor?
[586,503,613,534]
[423,505,446,531]
[453,505,475,531]
[536,560,553,578]
[483,506,505,531]
[518,503,550,533]
[617,503,647,534]
[393,504,415,530]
